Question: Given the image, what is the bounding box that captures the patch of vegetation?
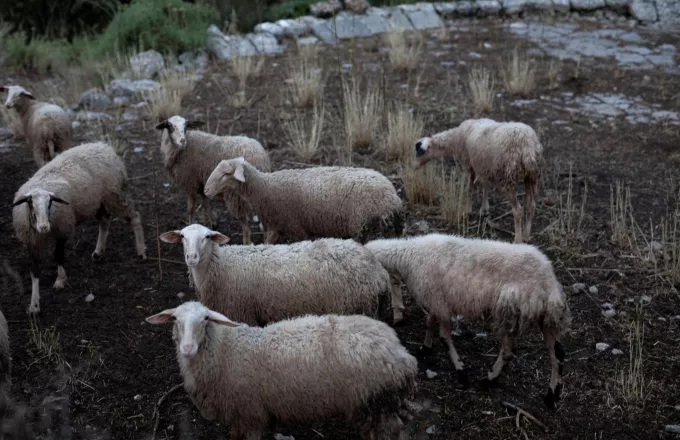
[264,0,319,22]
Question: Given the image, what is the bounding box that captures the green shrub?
[1,33,72,73]
[92,0,218,57]
[264,0,318,21]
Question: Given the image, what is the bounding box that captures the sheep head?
[159,223,229,267]
[1,85,36,109]
[155,115,205,149]
[146,301,240,359]
[12,189,69,234]
[413,137,435,168]
[204,157,247,198]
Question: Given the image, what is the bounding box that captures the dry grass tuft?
[503,48,537,97]
[402,162,441,206]
[231,54,264,90]
[618,307,651,405]
[441,168,469,232]
[287,62,323,108]
[342,77,383,152]
[285,103,325,161]
[0,105,24,139]
[547,164,588,246]
[28,313,62,364]
[386,28,422,72]
[384,104,423,162]
[144,68,196,122]
[661,196,680,284]
[297,41,319,65]
[610,181,639,249]
[468,67,495,113]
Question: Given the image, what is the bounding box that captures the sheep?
[155,115,271,244]
[0,308,9,393]
[12,142,147,313]
[146,301,417,440]
[203,157,404,244]
[365,233,571,408]
[1,85,72,167]
[159,223,406,325]
[414,119,543,243]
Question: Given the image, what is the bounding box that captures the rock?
[602,309,616,318]
[612,348,624,355]
[113,96,129,107]
[178,51,196,65]
[133,394,142,401]
[248,33,286,55]
[601,302,614,310]
[570,0,605,9]
[641,294,652,303]
[371,6,414,29]
[589,285,598,294]
[477,0,503,14]
[656,0,680,27]
[76,111,111,121]
[399,3,442,29]
[107,79,161,97]
[343,0,370,14]
[503,0,528,15]
[572,283,586,293]
[426,426,435,435]
[526,0,555,12]
[85,294,95,303]
[79,88,111,110]
[206,25,257,60]
[129,50,165,79]
[312,12,389,43]
[273,19,311,38]
[426,369,438,379]
[665,426,680,434]
[297,36,319,45]
[177,292,185,299]
[414,220,430,233]
[456,1,479,15]
[595,342,610,351]
[254,22,284,36]
[71,121,81,129]
[605,0,630,11]
[310,0,342,18]
[630,0,658,22]
[274,434,296,440]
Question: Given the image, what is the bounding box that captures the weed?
[386,28,422,72]
[231,54,264,89]
[384,104,422,162]
[547,164,588,245]
[285,103,325,161]
[342,77,383,152]
[468,67,495,113]
[28,314,62,364]
[618,305,651,405]
[503,48,536,97]
[402,162,440,206]
[287,61,323,108]
[610,181,639,250]
[441,168,469,233]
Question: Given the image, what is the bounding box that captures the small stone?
[133,394,142,401]
[413,220,430,233]
[468,52,482,58]
[85,294,95,303]
[108,79,161,97]
[129,50,165,79]
[641,294,652,303]
[602,309,617,318]
[177,292,185,299]
[79,88,112,111]
[71,121,81,129]
[589,286,598,294]
[572,283,586,293]
[425,425,435,435]
[601,302,614,310]
[665,426,680,434]
[113,96,129,107]
[274,434,295,440]
[475,332,488,338]
[426,369,438,379]
[596,342,610,351]
[76,111,111,122]
[612,348,624,355]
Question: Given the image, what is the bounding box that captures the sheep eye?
[179,234,184,239]
[171,316,176,321]
[204,316,209,321]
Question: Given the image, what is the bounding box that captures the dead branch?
[501,401,548,433]
[151,383,183,440]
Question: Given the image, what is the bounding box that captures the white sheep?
[414,118,543,243]
[146,301,417,439]
[12,142,147,313]
[1,85,72,167]
[159,223,406,325]
[204,157,404,244]
[0,309,9,392]
[155,115,271,244]
[365,233,571,408]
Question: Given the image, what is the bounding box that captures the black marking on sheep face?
[414,141,426,157]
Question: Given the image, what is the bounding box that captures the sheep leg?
[32,146,45,168]
[53,239,67,290]
[92,206,111,260]
[438,318,468,386]
[479,183,490,217]
[523,178,537,242]
[481,333,515,389]
[29,253,41,314]
[543,329,564,409]
[389,275,405,325]
[224,195,252,245]
[264,230,280,245]
[104,192,147,259]
[187,193,197,225]
[466,170,475,214]
[420,313,438,355]
[202,194,215,228]
[505,185,524,243]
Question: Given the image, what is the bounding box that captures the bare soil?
[1,17,679,440]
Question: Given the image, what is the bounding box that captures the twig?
[151,383,183,440]
[128,172,154,181]
[149,257,186,265]
[516,410,529,440]
[501,401,548,433]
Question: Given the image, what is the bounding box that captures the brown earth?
[0,17,679,440]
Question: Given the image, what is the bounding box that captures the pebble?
[133,146,144,153]
[426,426,435,435]
[475,332,488,338]
[612,348,624,355]
[596,342,610,351]
[572,283,586,293]
[177,292,185,299]
[665,425,680,434]
[426,369,438,379]
[274,434,295,440]
[133,394,142,401]
[589,286,598,294]
[601,302,614,310]
[602,309,617,318]
[641,295,652,303]
[85,294,95,303]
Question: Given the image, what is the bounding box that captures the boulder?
[129,50,165,79]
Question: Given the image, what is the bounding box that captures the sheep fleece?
[24,102,72,161]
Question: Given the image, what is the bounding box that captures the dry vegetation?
[384,104,423,162]
[386,28,422,72]
[229,54,264,108]
[145,68,197,121]
[287,59,323,108]
[503,48,536,97]
[402,162,441,205]
[284,103,326,161]
[468,66,495,113]
[342,77,383,154]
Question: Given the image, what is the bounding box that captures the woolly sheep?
[159,223,405,325]
[365,233,571,408]
[0,308,9,392]
[155,115,271,244]
[1,85,72,167]
[204,157,404,244]
[414,119,543,243]
[146,301,417,439]
[12,142,147,313]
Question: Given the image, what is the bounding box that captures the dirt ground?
[0,16,679,440]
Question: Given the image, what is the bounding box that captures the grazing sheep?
[0,308,10,392]
[1,85,72,167]
[414,119,543,243]
[12,142,147,313]
[146,301,417,439]
[159,223,405,325]
[155,115,271,244]
[204,158,403,244]
[365,234,571,408]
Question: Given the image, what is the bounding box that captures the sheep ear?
[12,195,32,207]
[50,196,69,205]
[0,87,7,93]
[185,121,205,130]
[19,91,35,100]
[159,231,182,243]
[233,164,246,182]
[146,309,176,324]
[155,120,170,131]
[207,310,240,327]
[208,232,230,245]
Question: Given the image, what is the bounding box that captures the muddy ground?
[0,16,679,440]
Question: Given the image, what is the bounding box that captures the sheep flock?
[0,79,577,439]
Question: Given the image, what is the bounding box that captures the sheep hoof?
[53,279,66,290]
[555,383,563,401]
[480,377,499,390]
[91,251,103,261]
[28,303,40,314]
[139,252,148,261]
[543,389,557,409]
[457,369,470,388]
[392,311,404,326]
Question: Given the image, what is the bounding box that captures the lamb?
[146,301,417,439]
[0,308,10,392]
[204,157,404,244]
[12,142,147,313]
[159,223,405,325]
[414,119,543,243]
[155,115,271,244]
[365,233,571,408]
[1,85,72,167]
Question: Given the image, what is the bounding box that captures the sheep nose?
[185,253,199,266]
[36,223,50,234]
[180,343,196,357]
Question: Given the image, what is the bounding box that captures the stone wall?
[206,0,680,60]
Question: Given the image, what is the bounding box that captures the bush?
[1,33,72,73]
[264,0,318,22]
[92,0,218,57]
